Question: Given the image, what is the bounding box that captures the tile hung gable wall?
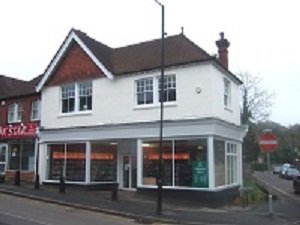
[46,42,105,87]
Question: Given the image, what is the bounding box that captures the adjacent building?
[0,75,41,182]
[35,28,246,201]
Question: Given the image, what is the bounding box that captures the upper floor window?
[31,100,40,121]
[79,82,92,111]
[8,103,22,123]
[61,80,92,114]
[223,78,231,107]
[135,75,176,106]
[136,78,154,105]
[159,75,176,102]
[61,84,75,113]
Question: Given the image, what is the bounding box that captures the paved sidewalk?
[0,181,299,225]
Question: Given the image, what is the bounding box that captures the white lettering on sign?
[259,140,277,145]
[0,123,37,139]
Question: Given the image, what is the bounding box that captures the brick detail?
[5,171,34,183]
[0,94,40,126]
[46,42,105,86]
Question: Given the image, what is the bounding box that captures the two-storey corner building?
[36,29,247,202]
[0,75,41,182]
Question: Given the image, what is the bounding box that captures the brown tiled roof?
[0,74,42,100]
[73,29,213,75]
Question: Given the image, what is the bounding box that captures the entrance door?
[122,155,137,189]
[0,144,8,175]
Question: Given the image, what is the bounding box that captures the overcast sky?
[1,0,299,126]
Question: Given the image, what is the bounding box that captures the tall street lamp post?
[154,0,165,216]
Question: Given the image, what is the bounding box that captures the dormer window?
[8,103,22,123]
[61,80,92,114]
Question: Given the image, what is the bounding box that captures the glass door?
[122,155,137,189]
[0,144,8,175]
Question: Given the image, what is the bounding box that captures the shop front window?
[142,139,208,188]
[175,139,208,187]
[226,143,238,185]
[8,144,20,170]
[91,143,117,182]
[8,141,34,171]
[47,143,86,181]
[66,144,86,181]
[214,140,226,187]
[47,144,65,180]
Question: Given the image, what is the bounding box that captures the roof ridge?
[114,34,182,50]
[73,29,113,50]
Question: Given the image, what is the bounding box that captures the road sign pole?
[259,130,277,217]
[267,152,273,216]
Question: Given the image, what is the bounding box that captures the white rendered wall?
[41,63,241,129]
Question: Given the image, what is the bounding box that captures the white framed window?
[223,78,231,107]
[8,103,22,123]
[61,80,92,114]
[159,75,176,102]
[30,100,40,121]
[135,74,176,106]
[79,81,92,111]
[136,78,153,105]
[61,84,75,113]
[225,142,237,185]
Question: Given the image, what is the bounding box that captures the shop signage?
[52,152,114,160]
[148,153,190,160]
[192,161,208,187]
[0,123,38,139]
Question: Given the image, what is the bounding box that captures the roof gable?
[36,29,114,92]
[45,42,105,87]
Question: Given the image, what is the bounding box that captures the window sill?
[58,111,92,118]
[133,102,177,110]
[30,118,40,122]
[7,120,22,124]
[224,106,233,112]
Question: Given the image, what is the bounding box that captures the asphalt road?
[0,193,155,225]
[253,171,300,202]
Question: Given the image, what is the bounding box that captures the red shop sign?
[0,123,38,139]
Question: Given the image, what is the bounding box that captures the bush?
[243,177,267,203]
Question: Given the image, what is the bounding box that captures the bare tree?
[239,72,275,124]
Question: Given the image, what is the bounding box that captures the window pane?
[79,81,92,111]
[158,75,176,103]
[91,143,117,182]
[8,143,20,170]
[136,78,153,105]
[214,140,225,187]
[66,143,86,182]
[226,143,237,185]
[31,100,40,120]
[69,98,75,112]
[21,142,35,171]
[8,105,15,123]
[142,140,172,186]
[61,84,75,113]
[47,144,65,180]
[175,139,208,187]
